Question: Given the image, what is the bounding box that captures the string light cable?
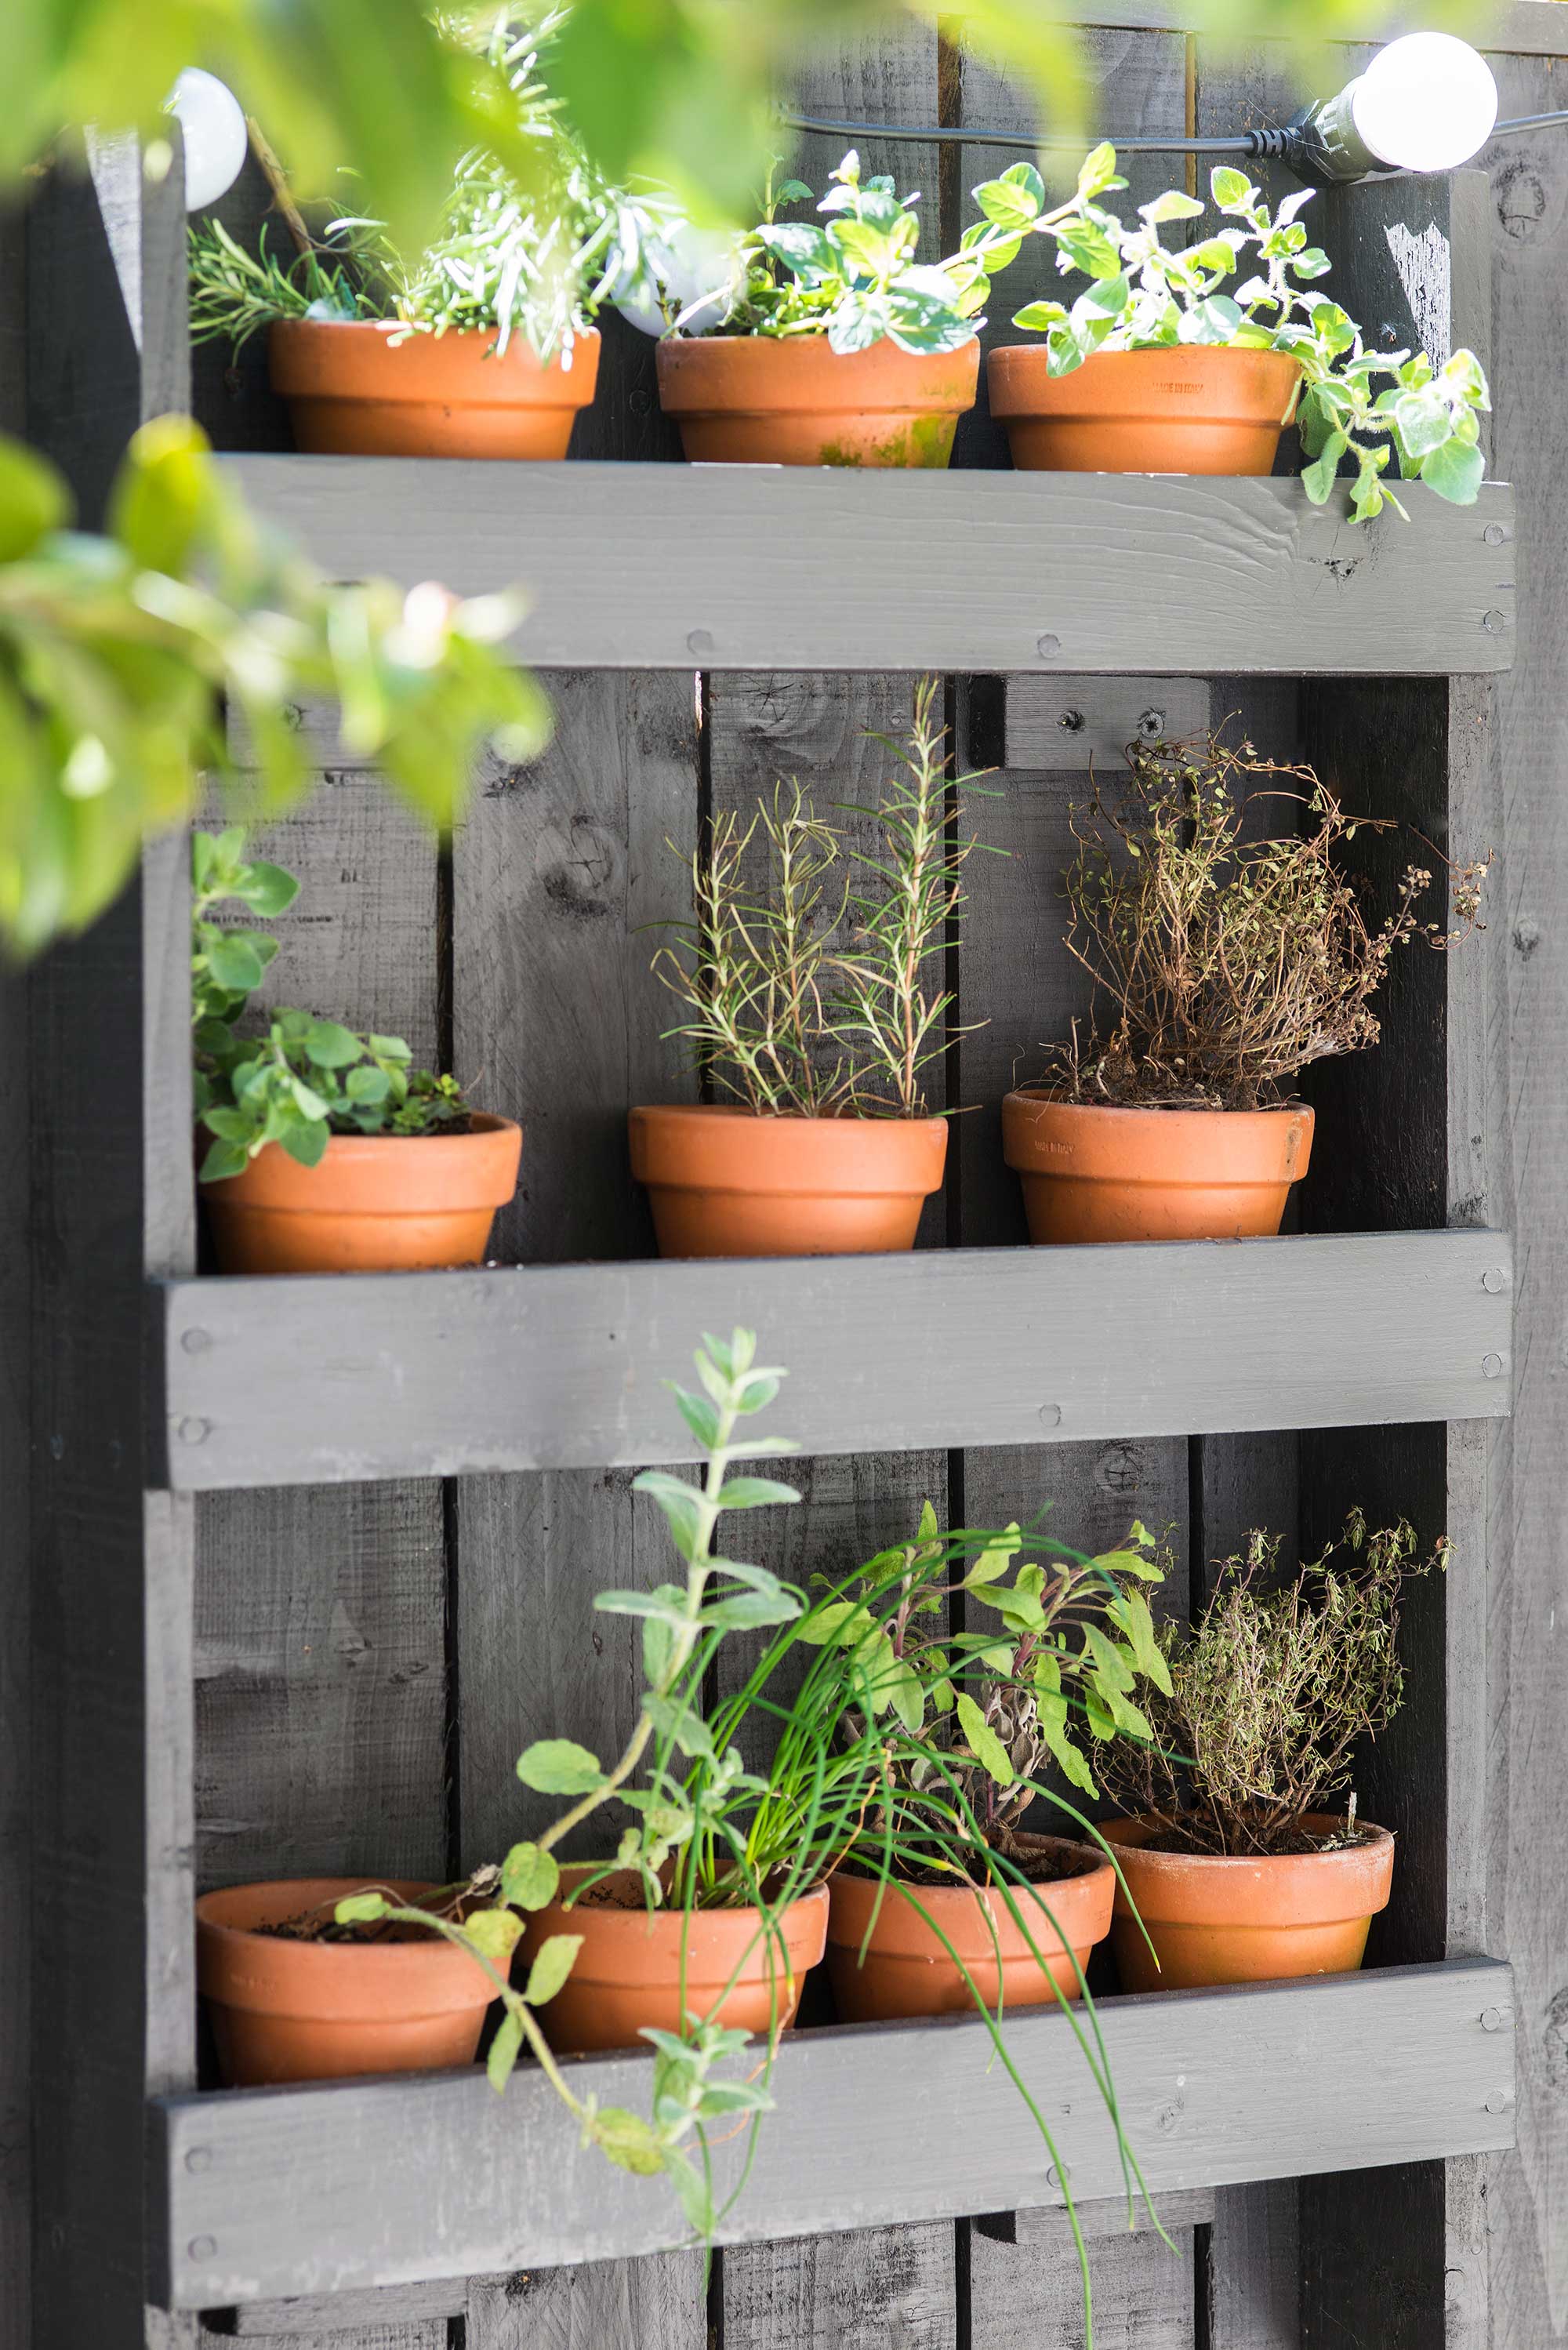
[786,31,1538,187]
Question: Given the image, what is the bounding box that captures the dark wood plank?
[450,670,704,2348]
[150,1959,1516,2310]
[194,775,448,1898]
[23,134,199,2350]
[466,2258,706,2348]
[913,3,1565,52]
[216,457,1517,679]
[0,190,30,2350]
[157,1229,1513,1491]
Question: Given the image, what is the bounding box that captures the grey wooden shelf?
[154,1229,1514,1491]
[217,456,1517,679]
[150,1956,1515,2312]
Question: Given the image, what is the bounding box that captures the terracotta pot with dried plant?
[1101,1511,1446,1989]
[1004,728,1489,1244]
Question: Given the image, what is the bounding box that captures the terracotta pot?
[656,333,979,466]
[988,345,1304,476]
[196,1877,496,2085]
[1001,1091,1312,1244]
[630,1104,947,1258]
[519,1869,830,2054]
[825,1834,1116,2021]
[201,1113,522,1274]
[269,321,601,458]
[1102,1814,1396,1992]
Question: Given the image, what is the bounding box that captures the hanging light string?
[783,108,1563,156]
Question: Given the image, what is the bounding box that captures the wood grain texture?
[216,457,1517,679]
[0,194,29,2350]
[194,775,448,1902]
[939,3,1564,50]
[702,670,952,2339]
[151,1959,1516,2310]
[1468,53,1566,2350]
[22,138,199,2350]
[466,2257,706,2348]
[157,1229,1513,1491]
[450,670,704,2347]
[970,2226,1198,2350]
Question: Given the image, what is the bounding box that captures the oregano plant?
[975,143,1490,520]
[191,828,469,1180]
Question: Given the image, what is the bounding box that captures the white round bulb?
[168,68,249,211]
[1350,33,1498,173]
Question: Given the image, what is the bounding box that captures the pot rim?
[633,1102,949,1131]
[270,318,601,351]
[658,329,978,360]
[1004,1088,1311,1123]
[1102,1812,1396,1868]
[546,1865,830,1937]
[195,1876,476,1965]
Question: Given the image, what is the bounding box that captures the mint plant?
[191,828,468,1181]
[977,143,1490,521]
[673,151,999,354]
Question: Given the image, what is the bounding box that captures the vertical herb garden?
[6,9,1538,2350]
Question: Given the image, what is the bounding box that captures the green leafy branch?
[979,143,1491,521]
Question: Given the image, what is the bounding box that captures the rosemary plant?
[653,677,996,1117]
[189,12,671,362]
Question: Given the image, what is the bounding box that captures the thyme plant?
[975,143,1490,520]
[1105,1513,1449,1855]
[1043,729,1488,1110]
[654,677,996,1116]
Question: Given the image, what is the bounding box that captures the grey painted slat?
[150,1959,1515,2311]
[157,1229,1512,1491]
[975,2187,1215,2247]
[939,4,1564,53]
[215,457,1516,680]
[1002,675,1211,769]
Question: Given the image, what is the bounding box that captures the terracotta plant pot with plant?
[519,1868,829,2052]
[1102,1511,1446,1990]
[652,152,1001,466]
[633,677,992,1257]
[826,1833,1113,2021]
[196,1876,498,2085]
[188,15,675,458]
[192,830,521,1273]
[989,344,1302,477]
[976,146,1490,518]
[813,1508,1169,2026]
[1102,1815,1396,1992]
[269,319,601,458]
[1004,728,1487,1244]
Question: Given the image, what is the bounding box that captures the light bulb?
[1349,33,1499,173]
[167,68,249,211]
[615,221,739,338]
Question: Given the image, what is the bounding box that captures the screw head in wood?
[1138,708,1166,740]
[1058,709,1085,732]
[1482,1266,1507,1294]
[1482,608,1508,634]
[1036,633,1061,659]
[1039,1404,1062,1428]
[1483,523,1508,546]
[176,1415,212,1444]
[1482,1353,1505,1379]
[687,629,714,658]
[180,1325,212,1354]
[1480,2006,1504,2032]
[1047,2163,1070,2188]
[1485,2090,1509,2113]
[188,2236,216,2260]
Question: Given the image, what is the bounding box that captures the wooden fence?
[6,6,1568,2346]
